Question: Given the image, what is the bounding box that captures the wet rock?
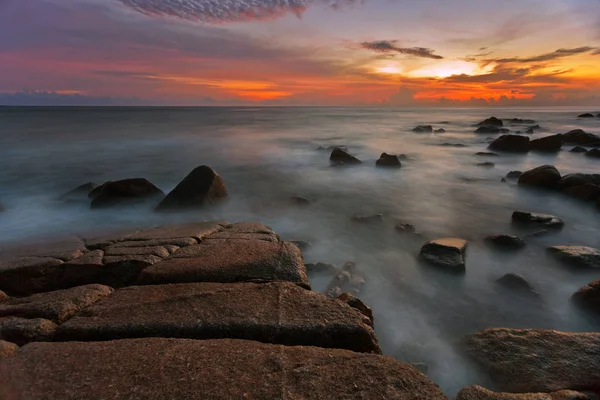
[563,184,600,201]
[475,126,509,134]
[352,214,384,224]
[485,235,525,249]
[329,148,362,165]
[0,284,113,324]
[305,262,338,275]
[58,182,97,203]
[557,173,600,190]
[477,117,503,127]
[512,211,565,229]
[56,282,380,353]
[464,328,600,393]
[579,113,595,118]
[529,135,563,152]
[562,129,600,146]
[434,128,446,133]
[337,293,374,326]
[290,196,310,206]
[376,153,402,168]
[506,171,522,179]
[547,246,600,269]
[0,338,448,400]
[488,135,530,153]
[413,125,433,133]
[586,149,600,158]
[477,162,495,168]
[419,239,468,272]
[571,146,589,153]
[156,166,227,211]
[518,165,561,188]
[0,340,18,358]
[572,279,600,312]
[0,318,57,346]
[475,152,499,157]
[90,178,164,209]
[457,385,596,400]
[495,273,538,296]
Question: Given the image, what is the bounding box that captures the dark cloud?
[117,0,359,23]
[360,40,443,59]
[490,46,598,63]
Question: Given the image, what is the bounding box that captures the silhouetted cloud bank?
[360,40,443,59]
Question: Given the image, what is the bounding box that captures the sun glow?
[408,61,494,79]
[376,65,402,74]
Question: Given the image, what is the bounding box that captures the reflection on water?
[1,106,600,395]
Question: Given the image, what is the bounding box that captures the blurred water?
[1,106,600,395]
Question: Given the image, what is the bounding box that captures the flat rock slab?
[0,338,448,400]
[419,239,468,272]
[0,318,57,346]
[137,240,309,288]
[457,386,595,400]
[464,328,600,393]
[0,284,113,324]
[56,282,379,353]
[548,246,600,269]
[0,236,86,263]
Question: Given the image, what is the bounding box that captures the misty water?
[1,106,600,395]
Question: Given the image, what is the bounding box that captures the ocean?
[1,106,600,394]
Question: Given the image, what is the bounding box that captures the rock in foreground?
[413,125,433,133]
[156,166,228,211]
[0,338,448,400]
[457,385,595,400]
[464,328,600,393]
[419,239,468,272]
[90,179,164,209]
[518,165,561,188]
[547,246,600,269]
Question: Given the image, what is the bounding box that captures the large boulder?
[419,239,468,272]
[547,246,600,269]
[412,125,433,133]
[376,153,402,168]
[464,328,600,393]
[572,279,600,312]
[562,129,600,146]
[518,165,561,188]
[330,148,362,165]
[0,338,448,400]
[90,179,164,209]
[512,211,564,229]
[155,166,227,211]
[488,135,530,153]
[457,385,595,400]
[529,135,563,152]
[586,149,600,158]
[477,117,503,127]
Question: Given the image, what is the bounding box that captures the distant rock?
[529,134,563,152]
[547,246,600,269]
[440,143,467,147]
[330,148,362,165]
[506,171,522,179]
[518,165,561,188]
[475,126,509,134]
[579,113,595,118]
[506,118,536,125]
[457,385,594,400]
[586,149,600,158]
[572,279,600,312]
[395,223,416,234]
[434,128,446,133]
[476,117,503,127]
[562,129,600,145]
[562,184,600,201]
[488,135,530,153]
[352,214,384,224]
[495,273,537,296]
[59,182,98,203]
[475,152,499,157]
[419,238,468,272]
[571,146,588,153]
[90,179,164,209]
[156,166,227,211]
[438,121,450,124]
[512,211,564,229]
[290,196,311,206]
[485,235,525,250]
[412,125,433,133]
[476,162,495,168]
[376,153,402,168]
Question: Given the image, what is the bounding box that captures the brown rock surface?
[155,166,228,211]
[0,318,57,346]
[547,246,600,269]
[0,338,448,400]
[457,386,595,400]
[57,282,379,353]
[0,340,18,358]
[0,284,113,324]
[419,239,468,272]
[464,328,600,393]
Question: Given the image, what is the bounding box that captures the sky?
[0,0,599,106]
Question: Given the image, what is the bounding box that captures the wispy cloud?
[490,46,598,63]
[117,0,359,23]
[360,40,443,59]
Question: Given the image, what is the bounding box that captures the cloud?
[117,0,359,23]
[490,46,598,63]
[360,40,443,59]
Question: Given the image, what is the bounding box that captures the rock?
[495,273,538,296]
[586,149,600,158]
[464,328,600,393]
[376,153,402,168]
[0,340,18,358]
[395,223,417,234]
[59,182,97,202]
[156,166,227,211]
[488,135,530,153]
[506,118,536,125]
[0,284,113,324]
[352,214,384,224]
[419,239,468,272]
[457,385,596,400]
[434,128,446,133]
[137,240,310,288]
[475,126,508,134]
[529,135,563,152]
[571,146,589,153]
[0,338,448,400]
[485,235,525,249]
[290,196,310,206]
[563,184,600,201]
[324,262,366,298]
[0,291,7,301]
[337,293,374,325]
[412,125,433,133]
[475,152,499,157]
[557,173,600,189]
[579,113,595,118]
[90,178,164,209]
[562,129,600,146]
[440,143,467,147]
[56,282,379,353]
[547,246,600,269]
[305,262,338,275]
[0,236,86,263]
[477,117,503,127]
[518,165,561,188]
[512,211,564,229]
[330,148,362,165]
[477,162,495,168]
[572,279,600,312]
[506,171,522,179]
[0,318,57,346]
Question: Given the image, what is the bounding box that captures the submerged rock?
[156,166,227,211]
[352,214,384,224]
[395,223,417,234]
[290,196,310,206]
[376,153,402,168]
[495,273,537,296]
[529,135,563,152]
[90,179,164,209]
[59,182,98,203]
[579,113,595,118]
[477,162,495,168]
[518,165,561,188]
[547,246,600,269]
[488,135,530,153]
[586,149,600,158]
[330,148,362,165]
[562,129,600,146]
[512,211,564,229]
[557,173,600,189]
[434,128,446,133]
[485,235,525,249]
[457,385,596,400]
[571,146,588,153]
[477,117,503,127]
[506,118,536,125]
[412,125,433,133]
[419,238,468,272]
[475,152,499,157]
[572,279,600,312]
[475,126,508,134]
[506,171,522,179]
[562,184,600,201]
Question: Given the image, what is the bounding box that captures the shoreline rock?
[330,147,362,165]
[156,166,228,211]
[518,165,561,189]
[512,211,564,229]
[90,179,164,209]
[376,153,402,168]
[488,135,530,153]
[419,238,468,272]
